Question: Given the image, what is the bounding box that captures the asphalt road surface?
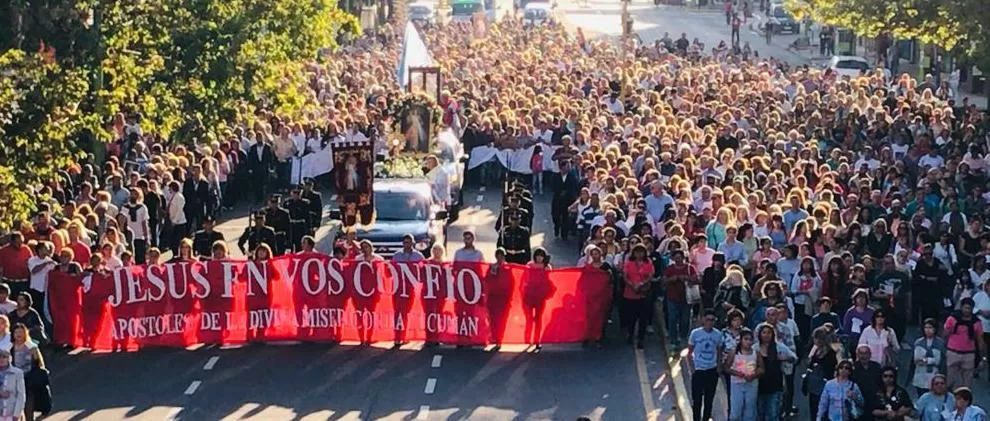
[46,186,680,421]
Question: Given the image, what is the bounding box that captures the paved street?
[562,0,814,67]
[45,186,679,421]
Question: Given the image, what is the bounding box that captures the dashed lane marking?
[476,194,484,202]
[184,380,202,395]
[424,378,437,394]
[203,356,220,371]
[431,355,443,368]
[165,407,181,421]
[479,186,486,192]
[416,405,430,420]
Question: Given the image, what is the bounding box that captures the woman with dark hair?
[816,359,864,421]
[858,308,900,367]
[7,293,45,345]
[721,308,746,410]
[950,387,987,420]
[755,323,796,421]
[912,318,947,395]
[806,325,840,419]
[820,256,847,311]
[622,244,653,349]
[726,327,761,421]
[523,247,554,350]
[749,281,784,329]
[872,366,912,421]
[789,255,822,344]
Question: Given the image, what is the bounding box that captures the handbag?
[686,282,702,304]
[801,361,826,396]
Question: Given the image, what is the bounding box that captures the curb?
[661,307,729,421]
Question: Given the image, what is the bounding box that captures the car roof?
[524,3,551,9]
[409,2,434,8]
[831,55,868,62]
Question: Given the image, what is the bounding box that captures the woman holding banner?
[582,245,616,348]
[523,248,554,350]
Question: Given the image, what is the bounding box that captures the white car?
[523,2,553,26]
[409,2,435,25]
[825,55,892,79]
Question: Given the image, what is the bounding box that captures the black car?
[770,6,801,34]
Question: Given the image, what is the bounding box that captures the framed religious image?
[399,101,432,154]
[332,138,375,226]
[406,66,441,101]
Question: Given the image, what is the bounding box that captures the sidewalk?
[669,325,990,421]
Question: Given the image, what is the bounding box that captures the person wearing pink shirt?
[690,234,716,275]
[944,298,987,389]
[751,237,781,267]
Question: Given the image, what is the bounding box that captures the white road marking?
[416,405,431,420]
[203,356,220,371]
[476,194,484,202]
[330,194,338,201]
[479,186,486,192]
[431,355,442,368]
[184,380,202,395]
[634,349,660,421]
[165,407,182,421]
[424,378,437,394]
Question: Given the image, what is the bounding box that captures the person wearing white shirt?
[918,151,945,170]
[121,188,151,263]
[165,181,188,255]
[532,122,553,144]
[424,156,450,206]
[934,235,959,275]
[973,282,990,343]
[604,95,624,115]
[26,242,56,323]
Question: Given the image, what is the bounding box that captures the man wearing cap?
[495,193,531,232]
[497,210,531,264]
[192,216,225,260]
[301,178,323,234]
[238,212,277,256]
[285,187,312,252]
[263,194,292,255]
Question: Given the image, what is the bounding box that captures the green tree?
[785,0,990,71]
[0,49,103,229]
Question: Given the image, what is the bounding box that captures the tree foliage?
[0,0,361,228]
[785,0,990,70]
[0,49,101,230]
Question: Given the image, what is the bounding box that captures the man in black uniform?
[238,212,278,255]
[192,216,225,259]
[301,177,323,234]
[263,194,291,255]
[285,187,311,252]
[549,159,578,240]
[497,210,531,264]
[495,193,532,231]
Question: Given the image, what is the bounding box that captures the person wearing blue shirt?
[775,245,800,290]
[816,360,864,421]
[717,226,747,266]
[782,195,809,233]
[914,374,954,421]
[644,181,674,222]
[688,310,723,421]
[950,387,987,421]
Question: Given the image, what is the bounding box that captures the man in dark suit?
[238,212,277,255]
[182,164,210,233]
[246,138,275,204]
[549,159,578,240]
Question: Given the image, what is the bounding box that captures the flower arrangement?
[375,155,426,179]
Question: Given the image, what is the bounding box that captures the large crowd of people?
[2,4,990,420]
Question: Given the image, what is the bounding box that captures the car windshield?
[525,8,547,18]
[410,5,431,14]
[452,2,482,15]
[375,191,430,221]
[835,60,869,71]
[773,8,790,18]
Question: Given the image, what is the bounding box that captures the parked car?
[769,5,800,34]
[409,2,435,26]
[825,55,892,79]
[523,2,553,26]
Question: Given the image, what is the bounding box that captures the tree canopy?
[0,0,361,229]
[785,0,989,71]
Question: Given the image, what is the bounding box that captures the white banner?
[468,144,560,174]
[289,144,335,185]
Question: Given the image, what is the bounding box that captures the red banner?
[47,254,612,351]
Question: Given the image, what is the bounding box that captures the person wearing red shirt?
[0,232,33,298]
[623,244,655,349]
[66,222,92,267]
[664,248,697,347]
